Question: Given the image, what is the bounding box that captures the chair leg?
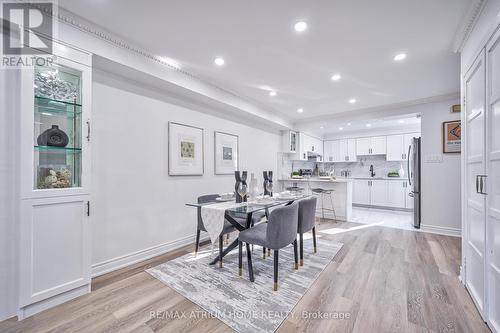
[238,241,243,276]
[312,227,317,253]
[293,239,298,270]
[219,235,223,268]
[268,248,271,256]
[195,229,201,256]
[274,250,279,291]
[226,233,230,244]
[263,247,266,259]
[329,192,336,220]
[246,243,254,282]
[299,232,304,266]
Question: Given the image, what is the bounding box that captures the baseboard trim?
[420,224,461,237]
[91,233,210,277]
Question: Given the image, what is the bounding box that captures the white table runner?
[201,201,246,244]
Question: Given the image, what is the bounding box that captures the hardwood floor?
[0,220,490,333]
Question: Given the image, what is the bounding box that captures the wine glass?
[238,183,248,204]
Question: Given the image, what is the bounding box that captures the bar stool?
[310,188,336,221]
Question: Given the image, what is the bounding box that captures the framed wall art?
[443,120,461,153]
[214,131,239,175]
[168,122,204,175]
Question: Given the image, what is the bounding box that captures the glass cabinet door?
[33,64,82,189]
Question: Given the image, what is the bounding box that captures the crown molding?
[294,92,460,127]
[452,0,487,53]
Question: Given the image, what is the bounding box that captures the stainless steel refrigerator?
[408,137,421,228]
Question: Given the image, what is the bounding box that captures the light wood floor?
[0,220,491,333]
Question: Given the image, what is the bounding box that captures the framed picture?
[214,131,239,175]
[168,122,204,175]
[443,120,461,153]
[451,104,461,113]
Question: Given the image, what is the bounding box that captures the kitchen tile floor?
[350,206,415,231]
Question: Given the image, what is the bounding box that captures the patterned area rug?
[147,238,343,333]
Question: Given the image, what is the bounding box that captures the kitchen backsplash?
[278,153,408,179]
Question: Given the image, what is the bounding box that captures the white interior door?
[464,50,487,317]
[487,31,500,333]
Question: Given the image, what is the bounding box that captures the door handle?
[86,120,91,141]
[479,175,487,195]
[476,175,480,193]
[408,192,414,197]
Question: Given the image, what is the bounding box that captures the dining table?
[185,194,309,272]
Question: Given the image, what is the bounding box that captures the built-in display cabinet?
[18,42,92,319]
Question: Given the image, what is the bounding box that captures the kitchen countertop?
[279,176,408,182]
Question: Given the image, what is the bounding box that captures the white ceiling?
[59,0,469,122]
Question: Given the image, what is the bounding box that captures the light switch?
[424,154,443,163]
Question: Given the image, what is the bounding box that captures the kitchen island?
[278,178,352,221]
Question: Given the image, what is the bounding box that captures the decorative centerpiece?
[35,70,78,102]
[37,125,69,147]
[37,167,72,189]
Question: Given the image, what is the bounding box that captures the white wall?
[90,70,281,274]
[420,99,462,235]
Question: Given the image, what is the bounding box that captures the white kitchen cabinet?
[370,179,388,206]
[356,136,386,155]
[386,133,420,161]
[353,179,370,205]
[387,180,407,208]
[323,140,334,162]
[298,132,308,160]
[347,139,357,162]
[18,43,93,318]
[280,130,297,153]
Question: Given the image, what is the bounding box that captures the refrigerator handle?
[407,144,412,186]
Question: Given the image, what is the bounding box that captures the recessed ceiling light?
[269,91,277,97]
[214,57,225,66]
[399,119,405,123]
[297,108,304,113]
[347,122,351,126]
[331,74,341,81]
[349,98,357,104]
[339,127,344,131]
[320,126,324,129]
[394,53,407,61]
[294,21,307,32]
[366,123,372,127]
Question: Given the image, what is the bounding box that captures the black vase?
[37,125,69,147]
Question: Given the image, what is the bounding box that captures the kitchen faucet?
[369,165,375,177]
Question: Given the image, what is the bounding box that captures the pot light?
[320,126,324,129]
[294,21,307,32]
[331,74,341,81]
[349,98,357,104]
[214,57,225,66]
[399,119,405,123]
[269,91,277,97]
[394,53,407,61]
[297,108,304,113]
[366,124,372,128]
[339,127,344,131]
[347,122,351,126]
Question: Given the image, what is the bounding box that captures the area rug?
[147,238,343,333]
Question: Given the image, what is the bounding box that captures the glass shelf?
[35,95,82,107]
[35,96,82,117]
[34,145,82,152]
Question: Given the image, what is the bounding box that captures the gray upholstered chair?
[297,197,318,266]
[238,202,299,291]
[196,195,238,265]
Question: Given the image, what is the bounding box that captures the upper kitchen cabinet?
[298,132,323,161]
[280,130,297,153]
[356,136,386,155]
[324,139,357,162]
[386,133,420,161]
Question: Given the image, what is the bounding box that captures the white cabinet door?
[353,179,370,205]
[356,138,370,155]
[387,180,406,208]
[337,139,348,162]
[464,50,487,317]
[371,136,387,155]
[323,140,334,162]
[403,133,419,160]
[19,195,91,307]
[486,30,500,332]
[386,135,405,161]
[281,131,297,153]
[298,133,308,160]
[370,180,388,206]
[347,139,357,162]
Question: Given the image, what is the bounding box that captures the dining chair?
[196,195,239,266]
[297,196,318,266]
[238,202,299,291]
